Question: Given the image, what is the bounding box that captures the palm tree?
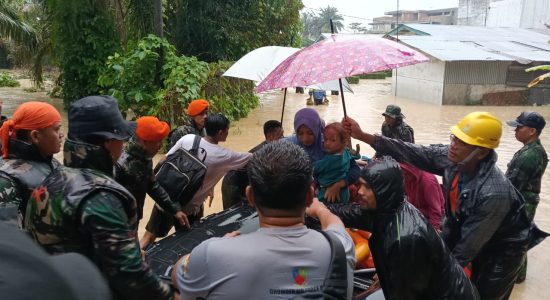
[0,1,38,50]
[316,6,344,34]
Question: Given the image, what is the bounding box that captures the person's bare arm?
[306,198,344,229]
[342,116,376,146]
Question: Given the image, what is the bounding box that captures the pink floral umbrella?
[255,34,429,116]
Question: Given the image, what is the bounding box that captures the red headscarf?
[135,116,170,142]
[1,101,61,158]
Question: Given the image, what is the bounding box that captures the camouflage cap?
[506,111,546,131]
[382,104,405,119]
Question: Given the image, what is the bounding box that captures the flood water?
[2,78,548,299]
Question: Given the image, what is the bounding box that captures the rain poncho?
[329,158,479,300]
[372,136,548,299]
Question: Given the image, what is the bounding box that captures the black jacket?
[329,159,479,300]
[372,136,547,264]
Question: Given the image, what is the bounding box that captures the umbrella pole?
[281,88,287,124]
[338,78,347,118]
[331,19,348,118]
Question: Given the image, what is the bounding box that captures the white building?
[386,24,550,105]
[458,0,550,30]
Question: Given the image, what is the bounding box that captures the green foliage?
[358,71,392,79]
[47,0,120,108]
[166,0,303,62]
[301,6,345,47]
[0,72,20,87]
[99,35,209,125]
[99,36,258,127]
[0,0,38,50]
[526,65,550,88]
[526,65,550,72]
[202,61,259,122]
[349,22,367,34]
[346,76,360,84]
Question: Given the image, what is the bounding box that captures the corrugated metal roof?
[388,24,550,62]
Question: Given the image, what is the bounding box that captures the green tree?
[47,0,120,107]
[349,22,367,33]
[0,1,53,87]
[0,0,37,49]
[316,6,344,34]
[165,0,303,62]
[300,6,345,47]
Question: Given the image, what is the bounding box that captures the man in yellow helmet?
[342,112,548,300]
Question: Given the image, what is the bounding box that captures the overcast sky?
[301,0,460,31]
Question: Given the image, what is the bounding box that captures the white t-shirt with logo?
[176,224,355,300]
[167,134,252,215]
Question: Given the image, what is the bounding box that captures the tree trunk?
[154,0,163,37]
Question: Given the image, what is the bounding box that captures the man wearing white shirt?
[141,113,252,249]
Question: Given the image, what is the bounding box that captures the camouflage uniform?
[168,118,205,149]
[380,104,415,144]
[506,138,548,281]
[506,139,548,220]
[115,139,180,221]
[381,119,415,143]
[0,139,59,227]
[26,138,172,300]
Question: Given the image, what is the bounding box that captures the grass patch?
[0,72,20,87]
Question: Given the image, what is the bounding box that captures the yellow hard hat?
[450,112,502,149]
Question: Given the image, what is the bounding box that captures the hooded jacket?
[372,136,548,299]
[329,158,479,300]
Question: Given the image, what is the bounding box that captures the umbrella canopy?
[223,46,299,82]
[308,79,353,93]
[256,35,429,93]
[223,45,353,93]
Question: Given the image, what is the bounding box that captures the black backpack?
[155,135,207,208]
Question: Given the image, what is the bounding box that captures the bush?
[0,72,20,87]
[99,35,209,126]
[358,71,391,79]
[99,36,259,127]
[202,61,259,122]
[346,76,360,84]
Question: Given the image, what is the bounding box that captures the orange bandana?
[135,116,169,142]
[187,99,209,117]
[1,101,61,158]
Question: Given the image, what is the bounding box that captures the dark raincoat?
[372,136,548,300]
[329,158,479,300]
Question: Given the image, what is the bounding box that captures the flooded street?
[2,78,549,299]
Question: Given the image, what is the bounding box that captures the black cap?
[68,95,135,140]
[506,111,546,131]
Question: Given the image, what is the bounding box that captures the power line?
[303,6,373,22]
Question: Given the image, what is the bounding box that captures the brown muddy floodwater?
[2,78,548,299]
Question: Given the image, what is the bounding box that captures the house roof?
[386,24,550,62]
